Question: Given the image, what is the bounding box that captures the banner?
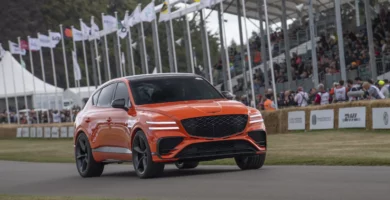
[72,27,85,41]
[288,111,305,130]
[372,107,390,129]
[338,107,366,128]
[310,109,334,130]
[9,41,26,55]
[38,34,54,48]
[49,32,62,47]
[28,38,40,51]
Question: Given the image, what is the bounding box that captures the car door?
[109,81,132,150]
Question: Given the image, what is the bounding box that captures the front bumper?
[151,130,267,163]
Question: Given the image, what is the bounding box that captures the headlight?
[146,121,179,130]
[249,112,264,124]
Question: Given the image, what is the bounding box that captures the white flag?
[159,1,170,22]
[72,27,85,41]
[49,32,62,47]
[38,34,53,48]
[200,0,221,7]
[0,43,6,59]
[117,24,128,39]
[91,17,100,39]
[72,51,82,81]
[81,21,91,40]
[141,1,156,22]
[129,5,142,26]
[8,41,26,55]
[103,15,117,32]
[28,38,40,51]
[121,52,125,64]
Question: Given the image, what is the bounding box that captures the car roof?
[125,73,202,81]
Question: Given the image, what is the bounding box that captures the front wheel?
[132,131,165,179]
[175,161,199,169]
[235,154,266,170]
[75,133,104,177]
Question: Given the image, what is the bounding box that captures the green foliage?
[0,0,219,89]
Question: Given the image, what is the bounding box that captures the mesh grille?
[181,114,248,138]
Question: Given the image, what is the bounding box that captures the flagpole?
[91,16,102,85]
[48,30,59,111]
[184,2,194,74]
[59,25,70,89]
[263,0,278,109]
[102,13,112,80]
[71,26,82,104]
[27,36,39,124]
[0,49,11,124]
[114,12,124,77]
[168,0,178,73]
[200,9,213,84]
[8,41,20,124]
[138,4,149,74]
[37,33,51,122]
[17,37,30,123]
[127,10,136,76]
[80,19,91,96]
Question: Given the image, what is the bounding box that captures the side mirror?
[221,91,235,100]
[111,98,128,111]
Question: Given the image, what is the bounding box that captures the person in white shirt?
[334,80,348,102]
[294,87,309,107]
[378,80,389,98]
[362,82,385,100]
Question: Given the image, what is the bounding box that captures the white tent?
[63,86,97,108]
[0,51,64,109]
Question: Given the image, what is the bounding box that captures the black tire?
[235,153,266,170]
[75,133,104,178]
[132,130,165,179]
[175,161,199,169]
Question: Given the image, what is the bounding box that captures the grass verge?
[1,130,390,166]
[0,194,146,200]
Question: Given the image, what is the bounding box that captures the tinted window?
[92,90,101,105]
[97,83,117,107]
[129,76,223,105]
[113,82,130,107]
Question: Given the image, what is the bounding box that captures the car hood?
[137,99,249,120]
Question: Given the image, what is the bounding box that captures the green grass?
[0,194,146,200]
[1,129,390,166]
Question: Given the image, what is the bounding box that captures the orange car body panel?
[74,75,267,163]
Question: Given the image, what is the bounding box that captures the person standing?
[362,81,385,100]
[263,94,276,111]
[314,84,330,105]
[294,87,309,107]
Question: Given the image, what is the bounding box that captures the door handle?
[106,117,112,123]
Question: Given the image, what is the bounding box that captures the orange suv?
[73,73,267,178]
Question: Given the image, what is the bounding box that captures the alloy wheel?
[133,135,148,175]
[76,137,89,173]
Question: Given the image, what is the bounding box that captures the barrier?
[0,123,74,139]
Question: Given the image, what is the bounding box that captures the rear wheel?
[175,161,199,169]
[235,154,266,170]
[75,133,104,177]
[132,131,165,178]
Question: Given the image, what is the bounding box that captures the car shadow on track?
[101,168,244,179]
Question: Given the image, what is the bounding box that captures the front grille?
[181,114,248,138]
[175,140,257,159]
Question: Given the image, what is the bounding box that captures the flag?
[159,1,170,22]
[121,52,125,65]
[81,21,91,40]
[65,28,73,38]
[175,38,182,46]
[21,59,26,68]
[0,43,5,59]
[200,0,221,7]
[20,40,29,50]
[72,27,85,41]
[38,34,53,48]
[117,20,128,39]
[49,32,62,47]
[91,17,100,39]
[28,38,40,51]
[103,15,117,32]
[141,1,156,22]
[9,41,26,55]
[72,51,82,81]
[128,5,142,27]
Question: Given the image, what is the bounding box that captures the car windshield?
[129,76,224,105]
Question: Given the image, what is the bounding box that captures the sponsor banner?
[372,107,390,129]
[44,127,51,138]
[288,111,305,130]
[310,109,334,130]
[60,127,68,138]
[338,107,366,128]
[68,126,75,138]
[16,128,22,138]
[16,127,29,138]
[30,127,37,138]
[51,127,59,138]
[22,127,29,138]
[36,127,43,138]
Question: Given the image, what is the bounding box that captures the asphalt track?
[0,161,389,200]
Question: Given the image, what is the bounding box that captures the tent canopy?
[0,51,64,98]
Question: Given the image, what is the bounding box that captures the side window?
[92,90,101,105]
[97,83,117,107]
[113,82,130,107]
